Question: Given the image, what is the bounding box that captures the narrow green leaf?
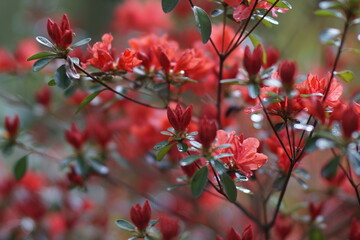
[193,6,212,43]
[166,183,188,191]
[33,57,55,72]
[264,0,291,9]
[36,36,54,48]
[321,155,340,179]
[211,159,227,175]
[293,176,309,190]
[314,9,345,20]
[115,219,136,231]
[319,1,344,10]
[221,173,237,202]
[347,149,360,175]
[335,70,354,82]
[156,143,175,161]
[211,9,224,17]
[191,166,208,198]
[248,83,260,99]
[319,28,341,44]
[27,52,57,61]
[162,0,180,13]
[71,38,91,48]
[54,65,72,89]
[75,89,105,114]
[153,140,169,150]
[14,155,28,180]
[180,155,201,166]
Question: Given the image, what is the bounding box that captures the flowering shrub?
[0,0,360,239]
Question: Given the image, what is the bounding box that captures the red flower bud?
[5,115,19,139]
[159,215,180,240]
[67,165,84,186]
[263,47,279,68]
[241,225,253,240]
[243,45,263,76]
[309,202,323,221]
[167,104,193,133]
[155,46,171,73]
[130,200,151,231]
[341,105,359,139]
[198,116,217,149]
[35,86,52,109]
[275,215,293,239]
[226,228,241,240]
[65,123,85,150]
[279,61,297,89]
[47,14,74,49]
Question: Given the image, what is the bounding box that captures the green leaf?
[293,176,309,190]
[211,159,227,175]
[211,9,224,17]
[314,9,345,20]
[264,0,291,9]
[162,0,180,13]
[248,83,260,99]
[180,155,201,166]
[221,173,237,202]
[48,79,56,86]
[335,70,354,82]
[347,149,360,175]
[75,89,105,114]
[32,57,55,72]
[36,36,55,48]
[191,166,208,198]
[88,159,109,175]
[214,153,233,159]
[310,227,324,240]
[321,155,340,179]
[149,219,159,227]
[319,28,341,44]
[153,140,169,150]
[14,155,28,180]
[319,1,344,10]
[274,122,286,132]
[304,137,318,153]
[27,52,57,61]
[115,219,136,231]
[166,183,188,191]
[71,38,91,48]
[54,65,72,89]
[156,143,175,161]
[193,6,212,43]
[177,142,188,153]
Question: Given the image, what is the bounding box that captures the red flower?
[214,130,267,177]
[243,45,263,76]
[4,115,19,140]
[65,123,86,150]
[159,215,180,240]
[263,47,279,68]
[341,105,359,139]
[219,225,253,240]
[47,14,74,49]
[130,200,151,230]
[198,116,217,150]
[349,218,360,240]
[167,103,193,133]
[67,165,84,186]
[275,215,293,239]
[225,228,241,240]
[279,61,297,89]
[35,86,52,109]
[309,202,324,221]
[117,49,142,72]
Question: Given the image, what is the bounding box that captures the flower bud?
[5,115,19,140]
[341,105,359,139]
[65,123,85,150]
[279,61,297,90]
[243,45,263,76]
[130,200,151,231]
[167,103,193,133]
[47,14,74,49]
[198,116,217,150]
[159,215,180,240]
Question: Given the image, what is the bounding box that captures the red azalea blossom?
[214,130,267,177]
[167,103,193,133]
[47,14,74,49]
[159,215,180,240]
[130,200,151,231]
[198,116,217,150]
[349,218,360,240]
[243,45,263,76]
[4,115,19,140]
[65,123,86,150]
